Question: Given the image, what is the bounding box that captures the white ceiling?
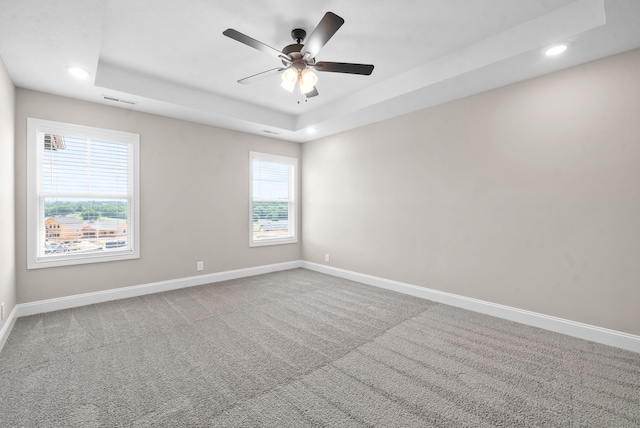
[1,0,639,142]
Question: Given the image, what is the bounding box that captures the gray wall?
[8,49,640,338]
[302,49,640,336]
[14,89,301,303]
[0,57,16,331]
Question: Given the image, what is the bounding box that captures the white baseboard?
[15,260,303,318]
[302,261,640,353]
[0,261,299,352]
[4,260,639,355]
[0,305,19,352]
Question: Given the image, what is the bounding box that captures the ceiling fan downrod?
[291,29,306,44]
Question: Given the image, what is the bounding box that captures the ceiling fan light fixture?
[299,82,316,95]
[298,68,318,94]
[281,67,298,92]
[224,11,374,98]
[282,67,298,82]
[281,78,296,93]
[300,68,318,86]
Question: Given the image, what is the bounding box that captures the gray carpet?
[1,269,639,427]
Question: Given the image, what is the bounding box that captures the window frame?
[27,118,140,269]
[249,151,298,247]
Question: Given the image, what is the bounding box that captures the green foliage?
[45,200,127,219]
[99,204,127,219]
[81,210,100,220]
[253,201,288,222]
[46,204,75,216]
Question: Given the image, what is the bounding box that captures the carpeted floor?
[1,268,639,427]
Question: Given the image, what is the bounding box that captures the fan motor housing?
[282,43,307,68]
[282,28,314,68]
[282,43,303,56]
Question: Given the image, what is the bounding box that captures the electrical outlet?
[325,254,330,262]
[197,261,204,271]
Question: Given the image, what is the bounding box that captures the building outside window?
[27,118,140,268]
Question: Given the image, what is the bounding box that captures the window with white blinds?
[27,118,140,269]
[249,152,297,247]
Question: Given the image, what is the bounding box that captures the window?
[249,152,297,247]
[27,118,140,269]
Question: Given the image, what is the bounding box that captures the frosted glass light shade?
[300,69,318,86]
[299,82,315,94]
[298,69,318,94]
[281,79,296,92]
[281,67,298,93]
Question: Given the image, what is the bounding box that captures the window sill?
[249,237,298,248]
[28,250,139,269]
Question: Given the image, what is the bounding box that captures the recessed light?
[66,65,90,79]
[307,127,317,134]
[545,45,567,56]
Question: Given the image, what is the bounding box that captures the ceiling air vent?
[262,130,280,135]
[102,95,137,105]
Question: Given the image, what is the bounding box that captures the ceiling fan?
[223,11,374,98]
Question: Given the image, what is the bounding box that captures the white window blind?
[249,152,297,247]
[27,118,140,269]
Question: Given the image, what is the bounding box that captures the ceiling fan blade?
[305,87,319,98]
[238,68,285,85]
[300,12,344,59]
[313,62,374,75]
[223,29,291,62]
